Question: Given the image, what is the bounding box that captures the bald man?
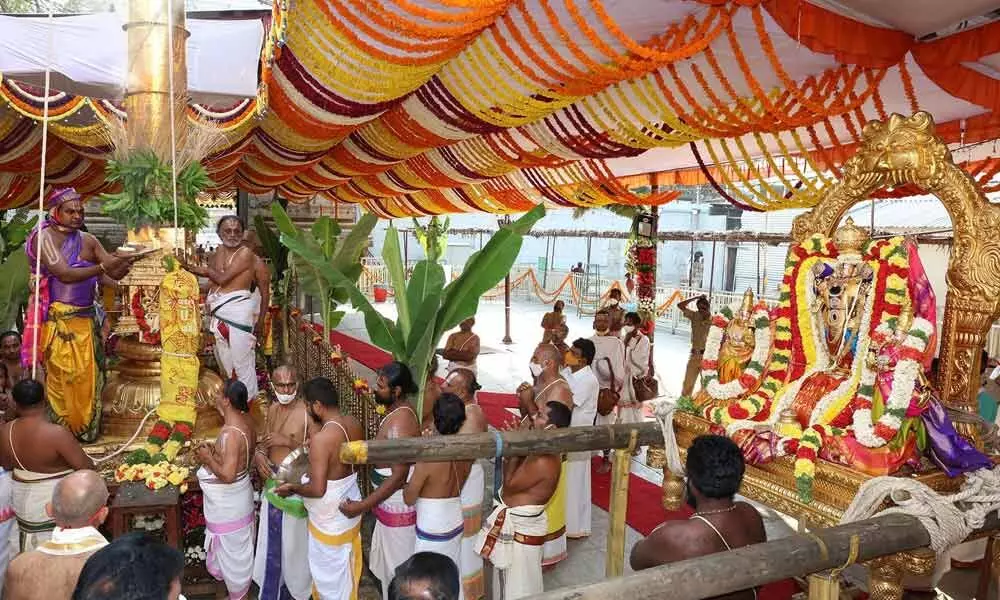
[4,470,109,600]
[253,364,317,600]
[515,344,573,569]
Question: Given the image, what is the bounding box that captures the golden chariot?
[658,112,1000,598]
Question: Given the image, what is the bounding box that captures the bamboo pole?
[606,432,638,577]
[340,422,663,464]
[523,513,983,600]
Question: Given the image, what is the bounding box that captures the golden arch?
[789,112,1000,444]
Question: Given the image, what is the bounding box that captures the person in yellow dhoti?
[22,189,136,442]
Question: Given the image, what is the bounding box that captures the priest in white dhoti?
[460,462,486,600]
[477,401,572,600]
[404,393,468,599]
[336,362,422,600]
[186,216,258,399]
[562,338,600,539]
[195,380,257,600]
[274,377,364,600]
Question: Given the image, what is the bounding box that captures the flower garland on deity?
[715,233,919,502]
[699,301,773,404]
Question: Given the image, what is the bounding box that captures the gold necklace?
[695,504,736,516]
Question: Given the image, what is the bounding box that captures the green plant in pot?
[279,204,545,420]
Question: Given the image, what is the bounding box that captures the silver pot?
[275,446,309,484]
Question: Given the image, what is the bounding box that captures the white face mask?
[529,362,543,378]
[622,325,635,335]
[272,384,297,405]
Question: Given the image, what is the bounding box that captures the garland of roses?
[852,317,932,447]
[132,291,161,346]
[633,238,657,322]
[764,236,910,502]
[698,301,773,406]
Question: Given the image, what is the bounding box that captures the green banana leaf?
[383,227,411,341]
[334,213,378,271]
[312,217,341,259]
[280,232,404,356]
[404,262,445,358]
[0,250,30,330]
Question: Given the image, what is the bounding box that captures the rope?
[945,405,999,452]
[166,1,180,244]
[840,467,1000,553]
[29,6,56,378]
[649,398,685,476]
[93,408,158,464]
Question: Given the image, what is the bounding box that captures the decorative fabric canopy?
[2,0,1000,215]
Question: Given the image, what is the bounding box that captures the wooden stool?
[109,482,182,549]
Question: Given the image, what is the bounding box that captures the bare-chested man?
[516,344,573,417]
[4,469,109,600]
[404,393,469,596]
[475,401,572,600]
[274,377,364,600]
[630,435,766,600]
[25,188,137,441]
[0,332,24,397]
[339,361,421,600]
[440,318,480,375]
[252,364,316,599]
[186,216,259,399]
[515,343,573,568]
[442,368,488,599]
[195,380,256,599]
[0,379,93,552]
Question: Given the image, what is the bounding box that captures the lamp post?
[499,215,513,344]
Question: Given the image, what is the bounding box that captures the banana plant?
[271,204,378,341]
[280,204,545,419]
[412,215,449,263]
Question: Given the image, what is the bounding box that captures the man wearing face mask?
[252,364,316,600]
[590,310,626,473]
[339,361,421,600]
[515,344,572,568]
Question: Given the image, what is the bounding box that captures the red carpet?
[329,329,794,598]
[329,330,392,370]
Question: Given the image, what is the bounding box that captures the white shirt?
[563,365,599,429]
[590,334,626,391]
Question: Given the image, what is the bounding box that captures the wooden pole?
[525,514,943,600]
[606,432,637,577]
[340,422,663,464]
[501,215,513,344]
[543,235,551,288]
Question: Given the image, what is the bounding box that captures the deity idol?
[708,218,989,501]
[695,289,772,413]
